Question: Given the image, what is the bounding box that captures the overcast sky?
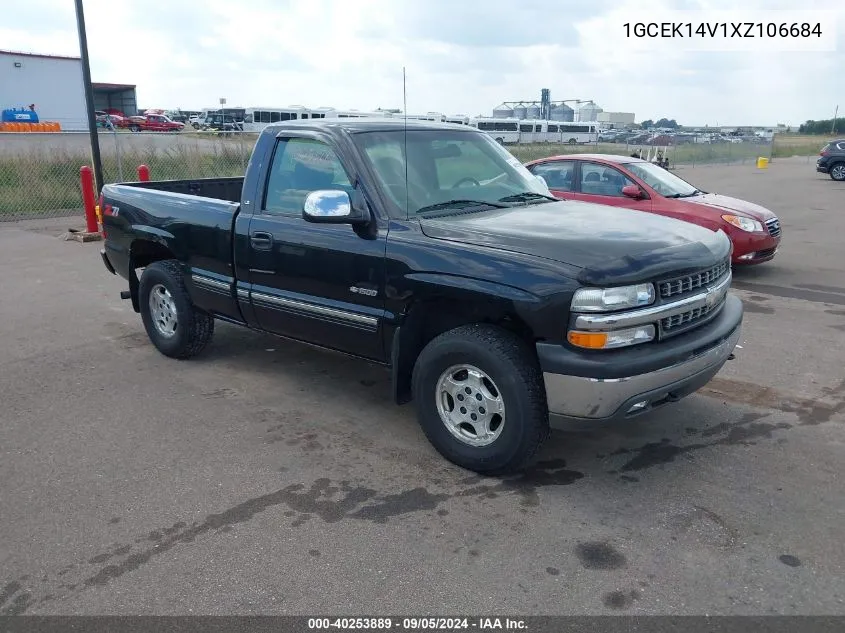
[1,0,842,126]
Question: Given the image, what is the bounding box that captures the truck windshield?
[352,129,552,218]
[625,161,700,198]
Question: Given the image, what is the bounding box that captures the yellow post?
[756,156,769,169]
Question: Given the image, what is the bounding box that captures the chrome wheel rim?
[435,364,505,447]
[149,284,178,338]
[832,165,845,180]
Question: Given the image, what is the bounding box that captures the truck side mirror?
[303,190,369,225]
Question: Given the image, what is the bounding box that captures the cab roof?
[262,118,473,135]
[532,153,648,164]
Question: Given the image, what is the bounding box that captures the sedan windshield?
[625,161,700,198]
[352,129,553,218]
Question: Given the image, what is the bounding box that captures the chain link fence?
[0,130,255,221]
[0,129,815,222]
[508,137,774,168]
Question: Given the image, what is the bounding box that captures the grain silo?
[526,103,541,119]
[578,102,603,122]
[549,103,574,121]
[492,103,514,118]
[512,104,527,119]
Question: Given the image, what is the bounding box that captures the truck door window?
[262,138,352,216]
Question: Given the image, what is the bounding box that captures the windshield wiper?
[665,190,701,199]
[417,199,508,215]
[498,191,557,203]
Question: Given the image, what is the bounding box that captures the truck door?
[243,134,388,362]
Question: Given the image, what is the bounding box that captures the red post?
[80,165,98,233]
[137,164,150,182]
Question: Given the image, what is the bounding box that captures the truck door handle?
[250,231,273,250]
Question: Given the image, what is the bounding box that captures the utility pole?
[74,0,104,193]
[832,105,839,135]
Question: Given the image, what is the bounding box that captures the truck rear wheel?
[411,324,549,475]
[139,260,214,359]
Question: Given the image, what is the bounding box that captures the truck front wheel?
[411,324,549,475]
[139,260,214,359]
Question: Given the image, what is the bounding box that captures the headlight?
[568,325,656,350]
[571,283,655,312]
[721,214,763,233]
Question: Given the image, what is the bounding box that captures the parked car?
[96,113,126,129]
[525,154,782,265]
[165,110,190,123]
[190,112,210,128]
[98,120,742,475]
[817,140,845,181]
[201,113,243,134]
[117,114,184,133]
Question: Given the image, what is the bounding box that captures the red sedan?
[524,154,782,265]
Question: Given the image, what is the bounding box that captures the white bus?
[555,122,599,145]
[400,112,446,122]
[242,106,310,132]
[316,108,386,119]
[518,120,548,143]
[444,114,470,126]
[469,117,520,144]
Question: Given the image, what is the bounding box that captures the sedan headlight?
[571,283,655,312]
[721,214,763,233]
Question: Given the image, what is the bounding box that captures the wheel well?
[391,299,535,405]
[127,240,176,312]
[131,240,175,268]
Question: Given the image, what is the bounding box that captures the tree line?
[640,118,679,129]
[798,119,843,135]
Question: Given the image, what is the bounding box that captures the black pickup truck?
[99,119,742,475]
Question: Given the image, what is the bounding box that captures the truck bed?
[119,176,243,203]
[100,178,242,298]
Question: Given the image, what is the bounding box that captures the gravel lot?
[1,157,843,616]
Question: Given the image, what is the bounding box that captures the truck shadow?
[189,322,796,485]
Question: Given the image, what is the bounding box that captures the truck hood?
[681,192,777,222]
[419,200,732,286]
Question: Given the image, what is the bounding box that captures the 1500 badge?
[350,286,378,297]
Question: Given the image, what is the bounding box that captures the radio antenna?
[403,66,409,218]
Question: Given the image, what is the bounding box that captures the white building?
[597,111,636,126]
[1,50,137,130]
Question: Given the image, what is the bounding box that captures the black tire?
[138,260,214,359]
[829,162,845,181]
[568,138,577,145]
[411,324,549,475]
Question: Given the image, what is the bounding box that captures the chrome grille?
[659,260,730,299]
[661,304,717,332]
[765,217,781,238]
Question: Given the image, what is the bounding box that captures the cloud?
[1,0,843,125]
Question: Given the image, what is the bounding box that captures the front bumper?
[538,293,742,427]
[730,232,780,264]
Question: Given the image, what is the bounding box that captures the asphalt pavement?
[0,157,843,616]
